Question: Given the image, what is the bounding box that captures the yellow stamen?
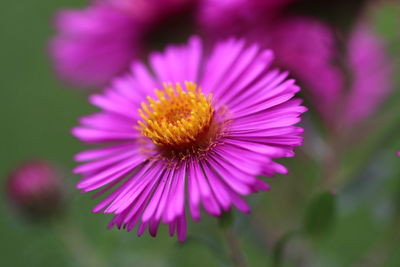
[138,81,214,147]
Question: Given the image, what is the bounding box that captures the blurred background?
[1,0,400,266]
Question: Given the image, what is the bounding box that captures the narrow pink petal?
[154,169,174,221]
[187,159,201,221]
[137,221,148,237]
[177,213,187,242]
[165,164,186,222]
[74,143,134,162]
[202,162,231,211]
[141,169,169,222]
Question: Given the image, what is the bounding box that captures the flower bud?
[6,159,64,220]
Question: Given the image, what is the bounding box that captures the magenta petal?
[187,160,202,221]
[192,161,221,216]
[177,213,187,242]
[141,170,169,222]
[137,221,148,237]
[166,165,186,221]
[202,162,231,211]
[154,169,174,221]
[148,219,160,237]
[169,219,177,236]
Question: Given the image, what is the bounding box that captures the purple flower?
[50,0,198,88]
[266,18,392,129]
[198,0,392,129]
[72,37,306,241]
[6,160,63,219]
[198,0,294,44]
[340,23,392,126]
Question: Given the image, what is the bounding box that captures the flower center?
[138,82,214,148]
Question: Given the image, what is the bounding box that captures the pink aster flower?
[266,18,392,129]
[198,0,294,44]
[6,160,63,219]
[72,37,306,241]
[50,0,198,88]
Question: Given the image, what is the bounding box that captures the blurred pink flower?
[198,0,294,44]
[198,0,392,129]
[110,0,196,22]
[50,0,198,88]
[6,160,63,219]
[342,23,392,126]
[72,37,305,241]
[266,18,392,129]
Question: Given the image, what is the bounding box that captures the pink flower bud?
[6,159,64,220]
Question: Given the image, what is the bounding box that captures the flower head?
[198,0,294,44]
[6,160,63,219]
[265,18,392,129]
[72,37,306,241]
[50,0,198,88]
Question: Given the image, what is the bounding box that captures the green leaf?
[303,191,337,239]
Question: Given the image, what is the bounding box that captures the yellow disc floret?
[138,81,214,148]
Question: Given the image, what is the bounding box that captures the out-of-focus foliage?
[303,191,336,239]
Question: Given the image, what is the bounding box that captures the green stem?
[223,227,248,267]
[219,212,247,267]
[272,230,302,267]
